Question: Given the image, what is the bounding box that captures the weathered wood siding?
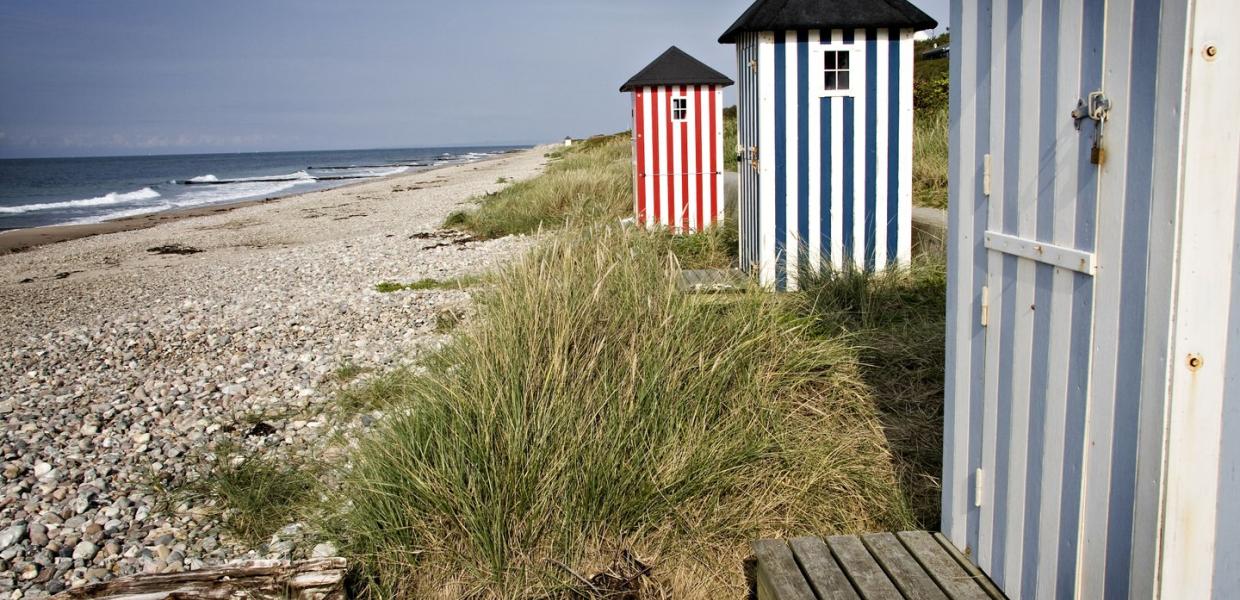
[944,0,1240,597]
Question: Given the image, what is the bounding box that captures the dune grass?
[913,108,949,209]
[375,275,485,293]
[168,443,319,545]
[322,125,946,597]
[724,105,738,172]
[444,134,633,239]
[795,256,948,527]
[327,228,916,598]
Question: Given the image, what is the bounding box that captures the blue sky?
[0,0,949,158]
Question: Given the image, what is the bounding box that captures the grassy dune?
[330,229,918,597]
[445,135,632,239]
[913,109,949,209]
[317,136,947,598]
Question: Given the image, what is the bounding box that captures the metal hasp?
[1072,91,1112,165]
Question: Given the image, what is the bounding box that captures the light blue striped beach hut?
[720,0,936,291]
[943,0,1240,597]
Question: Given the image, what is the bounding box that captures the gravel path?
[0,146,550,597]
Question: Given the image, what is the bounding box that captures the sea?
[0,146,526,231]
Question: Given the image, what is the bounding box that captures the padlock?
[1091,143,1106,165]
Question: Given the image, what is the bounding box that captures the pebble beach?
[0,146,550,597]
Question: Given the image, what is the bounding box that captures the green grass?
[326,228,915,598]
[375,275,485,293]
[795,256,948,526]
[913,109,949,209]
[172,443,318,545]
[724,105,738,172]
[332,359,367,383]
[444,134,632,239]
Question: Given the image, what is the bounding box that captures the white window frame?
[671,96,689,122]
[815,43,858,98]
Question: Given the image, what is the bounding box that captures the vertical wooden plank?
[1001,0,1044,594]
[825,536,902,600]
[758,31,777,288]
[942,0,980,548]
[897,531,993,600]
[788,537,860,600]
[753,540,816,600]
[977,0,1008,577]
[860,533,948,600]
[1160,0,1240,595]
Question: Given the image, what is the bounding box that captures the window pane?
[824,51,836,69]
[838,71,850,90]
[825,71,837,90]
[838,51,850,69]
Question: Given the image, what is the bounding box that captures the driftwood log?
[50,558,348,600]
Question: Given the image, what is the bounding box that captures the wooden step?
[752,532,1005,600]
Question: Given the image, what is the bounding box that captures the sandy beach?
[0,145,550,595]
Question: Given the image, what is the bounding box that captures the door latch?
[1072,92,1112,165]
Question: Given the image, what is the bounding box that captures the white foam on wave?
[63,179,317,225]
[353,166,410,178]
[0,187,161,214]
[236,170,314,182]
[188,174,219,183]
[170,180,309,208]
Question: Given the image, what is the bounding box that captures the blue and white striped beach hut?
[943,0,1240,597]
[721,0,936,291]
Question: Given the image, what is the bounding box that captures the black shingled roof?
[719,0,938,43]
[620,46,734,92]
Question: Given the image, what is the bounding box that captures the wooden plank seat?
[751,531,1005,600]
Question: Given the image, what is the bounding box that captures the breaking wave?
[0,187,161,214]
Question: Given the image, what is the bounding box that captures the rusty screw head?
[1205,45,1219,61]
[1187,353,1204,371]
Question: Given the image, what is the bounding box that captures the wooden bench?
[751,531,1005,600]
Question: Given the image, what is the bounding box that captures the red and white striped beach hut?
[621,47,733,232]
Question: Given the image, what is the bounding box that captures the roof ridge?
[620,46,734,92]
[718,0,938,44]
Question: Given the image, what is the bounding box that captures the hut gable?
[719,0,937,43]
[620,46,734,92]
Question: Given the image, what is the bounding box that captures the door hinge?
[982,154,991,196]
[974,468,985,507]
[980,286,990,327]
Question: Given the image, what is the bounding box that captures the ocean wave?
[188,174,219,183]
[236,170,313,182]
[352,166,410,178]
[0,187,161,214]
[169,180,308,208]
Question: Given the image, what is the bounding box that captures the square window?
[672,97,689,121]
[823,50,852,93]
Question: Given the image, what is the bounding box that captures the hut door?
[971,1,1107,597]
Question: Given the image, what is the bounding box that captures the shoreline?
[0,144,552,595]
[0,150,523,254]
